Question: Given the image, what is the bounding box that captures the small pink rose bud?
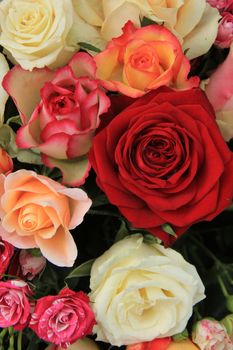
[19,249,46,280]
[215,12,233,48]
[192,318,233,350]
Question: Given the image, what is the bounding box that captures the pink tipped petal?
[68,52,97,79]
[67,133,93,158]
[206,45,233,111]
[42,155,91,187]
[49,66,76,86]
[16,124,39,149]
[97,89,111,117]
[40,120,78,141]
[35,226,77,267]
[39,134,70,159]
[3,66,55,123]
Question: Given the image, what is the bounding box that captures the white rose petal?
[89,235,205,346]
[0,0,79,70]
[0,53,9,124]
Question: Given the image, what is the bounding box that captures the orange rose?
[0,147,13,175]
[0,170,91,267]
[127,338,199,350]
[94,21,199,98]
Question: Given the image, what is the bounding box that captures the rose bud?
[0,279,32,330]
[215,12,233,48]
[19,249,46,280]
[30,288,96,348]
[192,319,233,350]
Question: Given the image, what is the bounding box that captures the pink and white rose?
[204,44,233,141]
[192,319,233,350]
[30,288,96,348]
[215,12,233,48]
[0,169,92,267]
[19,250,46,280]
[0,279,32,330]
[3,52,110,186]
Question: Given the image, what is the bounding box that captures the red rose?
[0,238,14,277]
[90,87,233,244]
[30,288,95,348]
[0,280,32,330]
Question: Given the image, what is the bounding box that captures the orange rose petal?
[0,225,37,249]
[123,63,159,91]
[35,226,77,267]
[95,46,121,80]
[57,187,92,229]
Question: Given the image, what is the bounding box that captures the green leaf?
[162,223,177,237]
[65,259,95,280]
[6,115,22,126]
[27,248,43,257]
[172,328,189,342]
[17,148,42,165]
[143,234,161,245]
[114,220,130,243]
[78,42,101,53]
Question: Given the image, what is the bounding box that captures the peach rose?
[204,43,233,141]
[45,337,99,350]
[0,147,13,175]
[0,170,92,267]
[74,0,220,59]
[94,21,199,98]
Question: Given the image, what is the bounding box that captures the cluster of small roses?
[0,278,95,348]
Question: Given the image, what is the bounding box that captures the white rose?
[89,235,205,346]
[74,0,220,59]
[0,53,9,124]
[0,0,79,70]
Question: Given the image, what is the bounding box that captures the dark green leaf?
[65,259,95,280]
[78,42,101,53]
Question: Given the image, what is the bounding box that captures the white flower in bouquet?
[0,0,80,70]
[74,0,220,59]
[89,235,205,346]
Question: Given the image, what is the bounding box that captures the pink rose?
[215,12,233,48]
[192,319,233,350]
[3,53,110,186]
[0,170,92,267]
[207,0,233,10]
[19,250,46,280]
[30,288,96,348]
[0,238,14,278]
[0,279,32,330]
[205,44,233,141]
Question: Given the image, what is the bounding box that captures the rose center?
[51,95,76,115]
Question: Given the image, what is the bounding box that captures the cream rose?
[74,0,220,59]
[0,0,79,70]
[0,53,9,124]
[89,235,205,346]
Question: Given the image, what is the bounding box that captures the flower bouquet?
[0,0,232,349]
